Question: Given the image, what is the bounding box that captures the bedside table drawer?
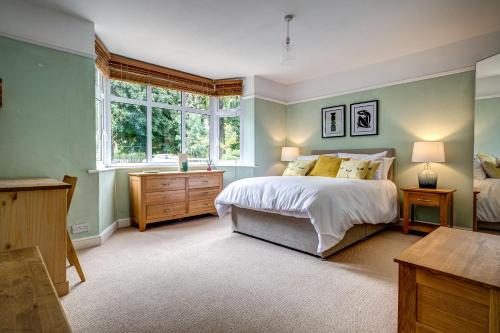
[409,192,440,207]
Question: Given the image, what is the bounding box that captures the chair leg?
[67,231,86,282]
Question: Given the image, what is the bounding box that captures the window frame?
[99,76,242,166]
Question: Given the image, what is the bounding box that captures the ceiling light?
[280,14,296,66]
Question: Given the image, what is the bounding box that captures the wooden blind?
[95,36,110,77]
[96,37,242,96]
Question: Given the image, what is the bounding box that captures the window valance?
[95,37,242,96]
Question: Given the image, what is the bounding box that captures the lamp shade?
[281,147,299,161]
[411,141,445,163]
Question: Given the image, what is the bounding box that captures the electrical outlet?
[72,223,89,234]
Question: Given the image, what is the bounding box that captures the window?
[97,77,242,165]
[215,96,242,162]
[95,68,106,163]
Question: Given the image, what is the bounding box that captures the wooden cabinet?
[129,170,224,231]
[0,178,70,296]
[402,188,455,234]
[395,227,500,333]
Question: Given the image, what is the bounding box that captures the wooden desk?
[395,227,500,332]
[0,178,70,296]
[402,188,455,234]
[0,247,72,332]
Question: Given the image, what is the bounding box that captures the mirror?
[473,53,500,232]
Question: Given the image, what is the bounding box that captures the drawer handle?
[416,199,431,202]
[163,209,171,213]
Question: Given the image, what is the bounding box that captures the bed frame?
[230,148,397,258]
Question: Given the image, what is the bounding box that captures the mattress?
[215,176,399,253]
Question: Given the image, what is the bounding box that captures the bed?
[474,178,500,231]
[216,148,399,258]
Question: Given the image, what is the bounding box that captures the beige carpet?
[62,215,421,333]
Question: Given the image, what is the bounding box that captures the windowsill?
[88,162,257,174]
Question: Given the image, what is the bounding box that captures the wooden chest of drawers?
[129,170,224,231]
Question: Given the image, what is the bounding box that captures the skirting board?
[72,218,131,250]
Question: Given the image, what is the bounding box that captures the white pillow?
[473,155,487,180]
[338,151,388,179]
[382,157,395,180]
[297,155,319,161]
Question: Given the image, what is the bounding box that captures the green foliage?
[218,96,240,110]
[186,112,210,159]
[219,117,240,160]
[152,107,181,157]
[186,93,209,110]
[111,102,147,162]
[111,80,147,100]
[152,87,181,105]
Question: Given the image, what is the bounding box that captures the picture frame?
[321,105,346,138]
[350,100,378,136]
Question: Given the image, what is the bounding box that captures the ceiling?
[27,0,500,84]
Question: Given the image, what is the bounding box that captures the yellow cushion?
[477,152,496,164]
[365,161,381,180]
[307,156,344,177]
[337,159,370,179]
[482,160,500,178]
[282,160,315,176]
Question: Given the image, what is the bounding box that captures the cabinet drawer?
[409,192,440,207]
[146,177,185,192]
[188,175,221,189]
[146,202,186,220]
[188,188,220,201]
[189,199,216,213]
[146,190,185,205]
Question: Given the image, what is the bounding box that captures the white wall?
[0,0,95,58]
[244,31,500,105]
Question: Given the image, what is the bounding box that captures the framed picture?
[321,105,345,138]
[350,100,378,136]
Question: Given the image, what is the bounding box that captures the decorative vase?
[418,163,438,189]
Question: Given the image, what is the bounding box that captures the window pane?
[95,99,102,161]
[111,102,147,163]
[185,93,209,110]
[152,87,181,105]
[218,96,240,110]
[111,80,147,101]
[186,112,210,161]
[151,107,181,162]
[219,117,240,160]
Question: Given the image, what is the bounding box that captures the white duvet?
[215,176,399,253]
[475,178,500,222]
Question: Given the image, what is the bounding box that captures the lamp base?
[418,164,438,189]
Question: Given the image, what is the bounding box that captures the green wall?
[474,97,500,157]
[0,35,477,236]
[286,72,475,228]
[253,98,287,176]
[0,36,99,238]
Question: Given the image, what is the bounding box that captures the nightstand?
[401,188,456,234]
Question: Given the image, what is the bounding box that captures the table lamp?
[411,141,445,189]
[281,147,299,162]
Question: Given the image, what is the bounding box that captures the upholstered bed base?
[231,206,389,258]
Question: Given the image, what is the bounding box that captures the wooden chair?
[63,175,86,282]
